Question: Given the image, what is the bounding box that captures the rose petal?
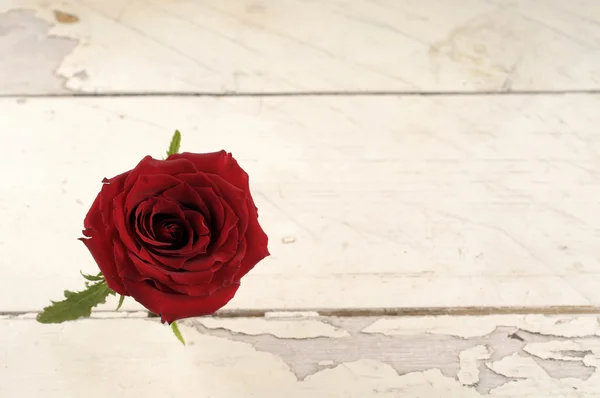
[208,197,239,254]
[174,173,228,230]
[160,182,209,214]
[173,172,222,194]
[124,174,182,215]
[176,254,220,273]
[168,151,250,193]
[235,202,270,279]
[123,246,219,286]
[134,200,171,248]
[113,238,141,283]
[149,198,191,251]
[80,196,126,295]
[183,210,210,253]
[123,156,197,190]
[204,172,248,207]
[165,276,229,296]
[129,253,174,284]
[147,279,180,294]
[147,242,191,270]
[149,197,185,220]
[80,236,127,295]
[166,196,238,272]
[170,154,263,244]
[167,264,222,284]
[113,174,182,254]
[191,186,223,233]
[122,278,240,323]
[205,172,250,236]
[149,219,193,252]
[178,171,251,270]
[112,191,140,253]
[180,197,238,271]
[217,238,247,283]
[97,171,129,227]
[210,221,240,263]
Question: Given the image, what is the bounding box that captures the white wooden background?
[1,0,600,396]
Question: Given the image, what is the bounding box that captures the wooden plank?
[1,0,600,94]
[1,94,599,311]
[1,314,600,397]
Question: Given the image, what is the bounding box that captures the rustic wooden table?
[1,0,600,396]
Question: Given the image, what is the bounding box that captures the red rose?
[80,151,269,323]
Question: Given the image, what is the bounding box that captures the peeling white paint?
[362,316,508,338]
[518,316,600,338]
[524,340,588,362]
[583,355,597,368]
[488,367,600,397]
[3,316,600,396]
[2,0,600,93]
[486,353,550,380]
[0,9,78,94]
[363,315,600,338]
[304,362,483,398]
[572,339,600,368]
[195,317,349,339]
[458,345,491,386]
[264,311,320,319]
[318,360,335,366]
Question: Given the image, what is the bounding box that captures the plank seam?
[2,89,600,98]
[2,306,600,319]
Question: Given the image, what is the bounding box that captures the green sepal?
[80,271,104,282]
[116,295,125,311]
[166,130,182,157]
[37,281,112,324]
[170,321,185,345]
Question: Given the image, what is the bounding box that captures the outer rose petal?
[113,238,141,282]
[80,234,127,295]
[205,173,250,236]
[123,155,197,189]
[80,196,127,295]
[235,202,270,279]
[98,172,129,227]
[122,278,240,323]
[168,151,249,192]
[124,248,220,286]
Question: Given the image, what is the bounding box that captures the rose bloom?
[80,151,269,323]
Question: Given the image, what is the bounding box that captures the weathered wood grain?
[2,314,600,397]
[1,95,598,311]
[1,0,600,93]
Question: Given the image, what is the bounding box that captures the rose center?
[158,221,181,241]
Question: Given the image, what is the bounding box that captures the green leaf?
[166,130,182,157]
[116,295,125,311]
[80,271,104,282]
[37,281,112,324]
[170,321,185,345]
